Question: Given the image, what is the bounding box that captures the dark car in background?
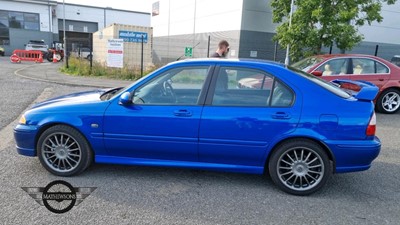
[292,54,400,114]
[391,55,400,67]
[0,45,4,56]
[71,47,93,60]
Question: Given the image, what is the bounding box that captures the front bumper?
[325,137,381,173]
[14,124,39,157]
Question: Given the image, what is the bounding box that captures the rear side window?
[211,67,294,107]
[271,81,294,107]
[352,58,389,74]
[289,66,351,99]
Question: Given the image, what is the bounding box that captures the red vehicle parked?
[292,54,400,114]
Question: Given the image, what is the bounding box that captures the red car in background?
[292,54,400,114]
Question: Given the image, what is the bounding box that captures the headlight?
[19,115,26,124]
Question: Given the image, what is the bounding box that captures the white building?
[151,0,400,63]
[0,0,150,55]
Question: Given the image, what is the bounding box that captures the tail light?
[366,112,376,136]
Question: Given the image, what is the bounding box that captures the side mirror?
[119,92,132,105]
[311,71,323,76]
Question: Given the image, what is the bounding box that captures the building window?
[0,10,40,31]
[69,25,73,31]
[83,26,88,32]
[0,11,9,27]
[24,13,39,30]
[9,12,24,28]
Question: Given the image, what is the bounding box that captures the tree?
[271,0,397,62]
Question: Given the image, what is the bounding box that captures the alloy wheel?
[381,91,400,113]
[40,132,82,173]
[276,147,324,192]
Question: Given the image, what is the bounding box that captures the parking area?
[0,57,399,224]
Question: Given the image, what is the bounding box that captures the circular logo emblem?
[10,54,20,63]
[42,180,76,214]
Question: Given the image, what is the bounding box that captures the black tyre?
[46,53,53,62]
[37,125,93,176]
[268,139,332,195]
[375,88,400,114]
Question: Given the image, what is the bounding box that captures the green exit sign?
[185,47,193,57]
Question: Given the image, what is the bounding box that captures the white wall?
[358,3,400,45]
[0,0,53,32]
[151,0,243,37]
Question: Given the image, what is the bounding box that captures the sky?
[59,0,154,13]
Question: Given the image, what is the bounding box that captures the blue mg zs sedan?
[14,59,380,195]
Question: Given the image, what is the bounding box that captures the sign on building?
[119,31,148,43]
[107,39,124,68]
[185,47,193,57]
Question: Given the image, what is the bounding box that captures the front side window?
[133,66,210,105]
[211,67,294,107]
[315,58,349,76]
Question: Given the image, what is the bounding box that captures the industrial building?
[151,0,400,63]
[0,0,150,55]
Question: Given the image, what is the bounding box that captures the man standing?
[211,40,229,58]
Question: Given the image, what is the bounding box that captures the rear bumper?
[325,137,381,173]
[14,124,38,157]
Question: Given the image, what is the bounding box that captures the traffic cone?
[53,52,57,63]
[38,53,43,63]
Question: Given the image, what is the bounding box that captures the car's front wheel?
[37,125,93,176]
[376,88,400,114]
[268,139,332,195]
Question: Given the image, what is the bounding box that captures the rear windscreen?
[288,66,351,99]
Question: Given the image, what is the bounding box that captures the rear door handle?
[272,112,291,119]
[174,109,193,117]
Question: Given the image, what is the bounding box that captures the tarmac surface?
[1,57,400,225]
[13,60,133,88]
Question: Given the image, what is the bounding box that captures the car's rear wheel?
[376,88,400,114]
[268,139,332,195]
[37,125,93,176]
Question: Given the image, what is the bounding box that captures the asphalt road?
[0,57,399,225]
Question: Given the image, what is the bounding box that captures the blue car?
[14,59,380,195]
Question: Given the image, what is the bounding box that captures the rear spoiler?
[332,79,379,101]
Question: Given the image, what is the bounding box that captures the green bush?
[60,57,157,80]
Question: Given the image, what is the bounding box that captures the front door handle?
[272,112,291,119]
[174,109,193,117]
